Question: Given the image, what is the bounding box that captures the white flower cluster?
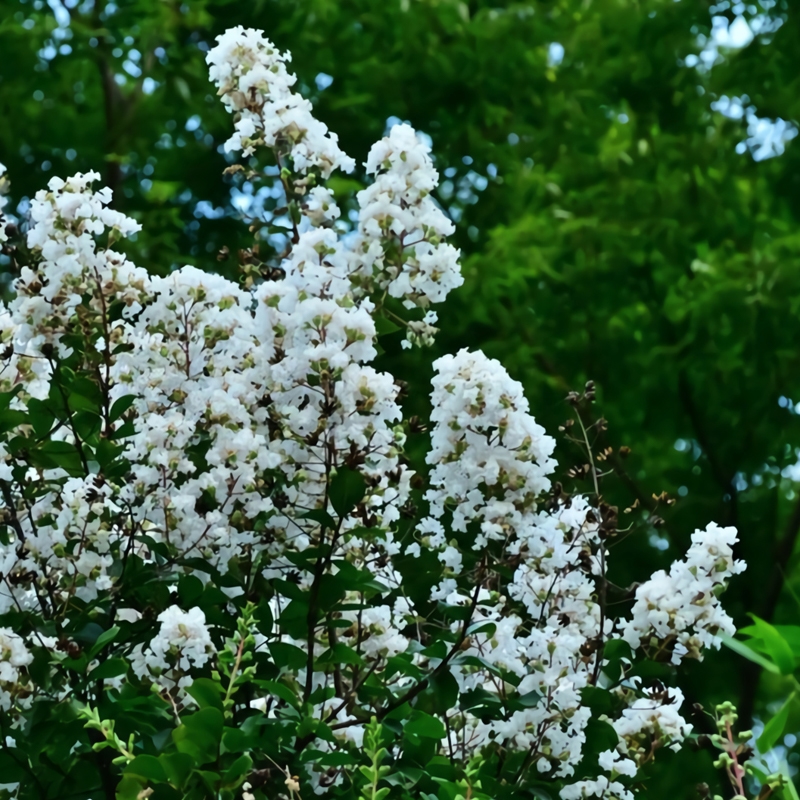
[109,265,275,570]
[562,684,693,799]
[15,171,148,358]
[131,607,215,690]
[621,522,745,663]
[0,28,745,800]
[207,27,465,334]
[610,685,692,750]
[0,629,32,712]
[304,185,341,227]
[414,353,600,778]
[560,776,633,800]
[422,348,557,549]
[351,123,464,314]
[562,684,693,800]
[254,226,410,549]
[206,26,354,176]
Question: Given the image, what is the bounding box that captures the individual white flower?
[598,749,637,778]
[304,186,341,226]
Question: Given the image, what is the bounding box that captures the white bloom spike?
[206,26,354,176]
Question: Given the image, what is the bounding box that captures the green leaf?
[383,767,424,788]
[89,658,129,681]
[0,388,22,413]
[159,752,195,790]
[299,508,337,530]
[116,774,146,800]
[465,620,497,637]
[256,679,301,707]
[31,440,83,473]
[254,599,274,636]
[0,408,29,435]
[772,626,800,657]
[744,615,795,674]
[89,625,120,657]
[427,669,459,713]
[222,754,253,787]
[0,751,27,782]
[178,574,205,605]
[582,719,620,759]
[73,410,101,440]
[758,692,795,753]
[404,711,446,740]
[173,707,224,765]
[109,394,136,423]
[185,678,224,711]
[375,315,401,336]
[95,437,126,470]
[67,380,101,413]
[126,754,168,782]
[26,399,53,436]
[782,770,800,800]
[721,635,781,674]
[329,468,366,517]
[269,642,308,671]
[512,690,541,709]
[317,642,365,666]
[580,686,613,714]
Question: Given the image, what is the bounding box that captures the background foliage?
[3,0,800,796]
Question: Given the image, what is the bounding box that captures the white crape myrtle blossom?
[609,685,693,759]
[559,776,634,800]
[131,607,215,690]
[621,522,745,664]
[351,123,464,327]
[597,749,638,778]
[0,629,32,712]
[0,176,153,620]
[422,348,557,549]
[17,171,149,358]
[206,26,355,176]
[252,226,412,552]
[0,26,746,800]
[417,353,598,777]
[304,185,341,227]
[109,265,278,570]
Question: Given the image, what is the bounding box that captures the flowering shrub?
[0,27,747,800]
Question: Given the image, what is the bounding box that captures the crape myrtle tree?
[0,25,768,800]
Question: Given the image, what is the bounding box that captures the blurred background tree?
[3,0,800,795]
